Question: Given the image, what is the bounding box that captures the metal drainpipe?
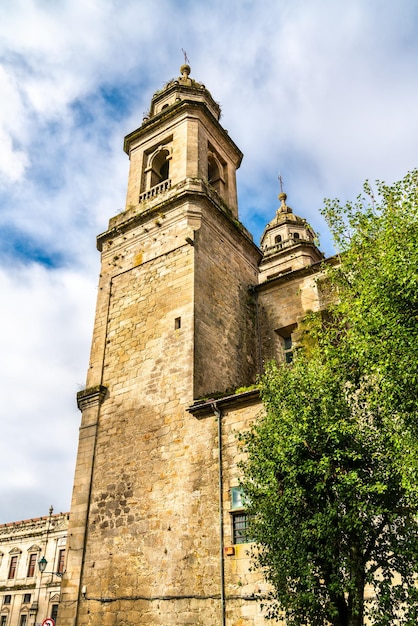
[249,285,263,376]
[211,401,226,626]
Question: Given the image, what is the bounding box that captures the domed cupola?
[122,63,243,218]
[259,188,323,282]
[146,64,221,121]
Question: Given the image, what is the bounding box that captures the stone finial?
[278,191,293,214]
[180,64,191,78]
[179,63,192,86]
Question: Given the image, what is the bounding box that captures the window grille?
[232,513,251,544]
[283,335,293,363]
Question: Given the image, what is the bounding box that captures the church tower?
[59,65,262,626]
[259,190,323,282]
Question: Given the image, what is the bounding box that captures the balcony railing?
[139,179,171,203]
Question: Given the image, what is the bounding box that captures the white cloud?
[0,263,97,521]
[0,0,417,521]
[0,66,30,182]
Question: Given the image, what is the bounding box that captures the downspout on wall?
[211,401,226,626]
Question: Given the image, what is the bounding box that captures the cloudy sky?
[1,0,417,524]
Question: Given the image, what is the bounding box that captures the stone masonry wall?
[77,233,220,624]
[62,193,266,626]
[257,268,321,365]
[221,400,271,626]
[193,203,260,399]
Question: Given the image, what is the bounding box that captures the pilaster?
[59,386,107,626]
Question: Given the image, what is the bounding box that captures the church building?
[59,64,327,626]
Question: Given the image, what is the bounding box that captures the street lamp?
[38,556,65,578]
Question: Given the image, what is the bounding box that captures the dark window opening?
[27,554,36,578]
[150,149,170,187]
[207,150,225,195]
[275,324,297,364]
[57,549,65,574]
[51,604,59,623]
[283,335,293,363]
[19,615,27,626]
[274,234,282,244]
[22,595,31,605]
[1,615,7,626]
[232,512,251,544]
[174,317,181,330]
[293,232,300,239]
[8,557,17,579]
[208,155,220,183]
[3,596,11,605]
[159,159,169,182]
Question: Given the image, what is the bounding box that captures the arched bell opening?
[207,150,226,197]
[150,148,170,187]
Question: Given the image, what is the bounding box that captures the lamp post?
[38,556,65,578]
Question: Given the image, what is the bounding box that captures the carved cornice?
[188,389,260,419]
[97,178,258,257]
[76,385,108,411]
[27,544,41,552]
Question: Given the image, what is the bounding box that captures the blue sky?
[1,0,418,523]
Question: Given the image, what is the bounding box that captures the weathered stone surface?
[60,66,324,626]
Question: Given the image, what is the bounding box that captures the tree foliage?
[240,170,418,626]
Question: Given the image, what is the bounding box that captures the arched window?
[208,153,222,193]
[274,234,282,244]
[150,149,170,187]
[208,154,220,182]
[293,232,300,240]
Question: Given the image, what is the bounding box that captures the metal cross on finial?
[182,48,190,64]
[278,172,284,193]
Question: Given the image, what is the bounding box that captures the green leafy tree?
[240,170,418,626]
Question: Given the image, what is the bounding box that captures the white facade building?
[0,511,68,626]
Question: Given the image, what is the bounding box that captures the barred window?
[230,487,251,544]
[283,335,293,363]
[232,512,251,544]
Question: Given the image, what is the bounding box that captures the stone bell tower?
[59,65,261,626]
[259,190,323,282]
